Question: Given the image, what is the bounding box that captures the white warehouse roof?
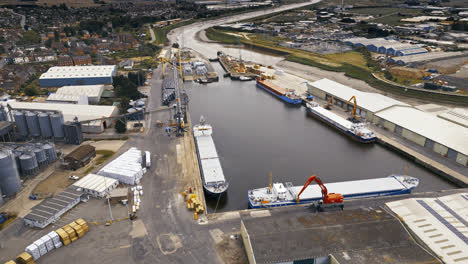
[47,93,88,104]
[311,78,409,113]
[40,65,117,79]
[72,174,119,197]
[1,101,118,122]
[56,85,105,98]
[376,106,468,156]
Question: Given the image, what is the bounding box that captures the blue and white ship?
[306,102,376,143]
[248,175,419,209]
[193,116,228,196]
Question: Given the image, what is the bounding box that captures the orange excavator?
[296,175,344,211]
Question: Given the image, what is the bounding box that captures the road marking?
[120,244,131,249]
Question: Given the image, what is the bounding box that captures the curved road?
[168,0,321,65]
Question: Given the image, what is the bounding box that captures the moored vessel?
[256,78,302,105]
[193,116,228,196]
[248,175,419,209]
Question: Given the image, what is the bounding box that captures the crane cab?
[272,183,287,200]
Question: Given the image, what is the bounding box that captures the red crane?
[296,175,344,210]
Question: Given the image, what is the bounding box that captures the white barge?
[248,175,419,209]
[306,102,376,143]
[193,117,228,196]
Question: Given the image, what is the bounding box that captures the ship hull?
[256,82,302,105]
[248,187,413,209]
[306,107,376,143]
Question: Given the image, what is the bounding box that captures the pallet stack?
[182,192,204,220]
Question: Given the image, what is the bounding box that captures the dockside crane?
[302,82,314,101]
[324,96,334,110]
[296,175,344,211]
[345,96,360,122]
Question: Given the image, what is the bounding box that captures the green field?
[348,7,423,25]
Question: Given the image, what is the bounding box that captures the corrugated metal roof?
[437,108,468,128]
[47,93,84,102]
[55,85,105,98]
[386,193,468,263]
[39,65,116,79]
[376,106,468,156]
[311,78,409,113]
[1,101,117,122]
[72,173,118,193]
[65,144,95,161]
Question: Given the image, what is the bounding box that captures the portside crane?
[296,175,344,211]
[324,96,334,110]
[345,96,360,122]
[302,82,314,101]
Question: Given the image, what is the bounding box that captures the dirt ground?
[215,233,248,264]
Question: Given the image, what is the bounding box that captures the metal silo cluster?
[0,142,58,180]
[0,149,22,196]
[13,110,65,139]
[0,105,7,121]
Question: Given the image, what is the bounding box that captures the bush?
[115,119,127,134]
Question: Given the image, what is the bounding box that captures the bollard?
[194,212,198,221]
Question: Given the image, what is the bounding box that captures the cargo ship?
[193,116,228,196]
[306,102,376,143]
[248,175,419,209]
[256,78,302,105]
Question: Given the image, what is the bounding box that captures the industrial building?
[39,65,117,87]
[23,187,83,228]
[309,79,468,166]
[386,193,468,263]
[72,174,119,198]
[343,37,428,56]
[1,101,118,134]
[46,94,89,105]
[0,142,57,177]
[47,85,105,104]
[63,144,96,170]
[387,51,466,65]
[109,188,129,204]
[241,208,438,264]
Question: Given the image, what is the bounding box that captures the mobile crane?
[345,96,360,123]
[324,96,334,110]
[302,82,315,101]
[296,175,344,211]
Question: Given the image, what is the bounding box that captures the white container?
[132,205,136,213]
[140,190,143,196]
[26,244,41,260]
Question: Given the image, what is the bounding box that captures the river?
[187,63,456,212]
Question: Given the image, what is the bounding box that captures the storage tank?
[0,186,3,205]
[64,122,83,145]
[38,112,53,138]
[14,111,28,137]
[19,153,39,176]
[50,113,64,138]
[33,147,48,167]
[0,105,6,121]
[0,149,21,196]
[25,111,40,137]
[42,143,57,162]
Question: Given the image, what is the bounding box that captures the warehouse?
[342,37,427,56]
[309,78,409,121]
[1,101,118,133]
[72,173,119,198]
[53,85,105,104]
[308,79,468,166]
[46,94,88,104]
[388,51,466,65]
[63,144,96,170]
[39,65,117,87]
[23,187,83,228]
[241,208,438,264]
[373,106,468,166]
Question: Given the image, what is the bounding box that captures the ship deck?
[258,79,286,95]
[194,130,226,186]
[309,105,353,130]
[250,176,411,202]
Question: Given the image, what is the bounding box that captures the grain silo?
[42,143,57,162]
[33,146,48,167]
[64,122,83,145]
[0,187,3,204]
[50,113,64,138]
[0,105,6,121]
[19,153,39,176]
[0,149,22,196]
[38,112,53,138]
[14,111,28,137]
[25,111,40,137]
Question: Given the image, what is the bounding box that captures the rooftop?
[39,65,116,79]
[386,193,468,263]
[1,101,117,122]
[47,93,88,103]
[55,85,105,98]
[65,144,95,161]
[310,78,409,113]
[242,208,439,264]
[376,106,468,156]
[72,174,118,194]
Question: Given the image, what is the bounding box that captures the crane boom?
[296,175,344,206]
[345,96,360,119]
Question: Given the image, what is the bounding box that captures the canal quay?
[186,62,456,213]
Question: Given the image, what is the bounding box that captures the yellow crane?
[345,96,360,120]
[324,96,334,110]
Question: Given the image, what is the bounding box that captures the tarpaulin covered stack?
[98,147,144,185]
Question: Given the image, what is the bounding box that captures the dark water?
[186,62,456,212]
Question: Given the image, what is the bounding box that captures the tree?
[45,38,53,48]
[128,71,145,86]
[115,119,127,134]
[113,75,140,99]
[18,30,41,45]
[24,86,38,96]
[119,97,130,112]
[54,31,59,41]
